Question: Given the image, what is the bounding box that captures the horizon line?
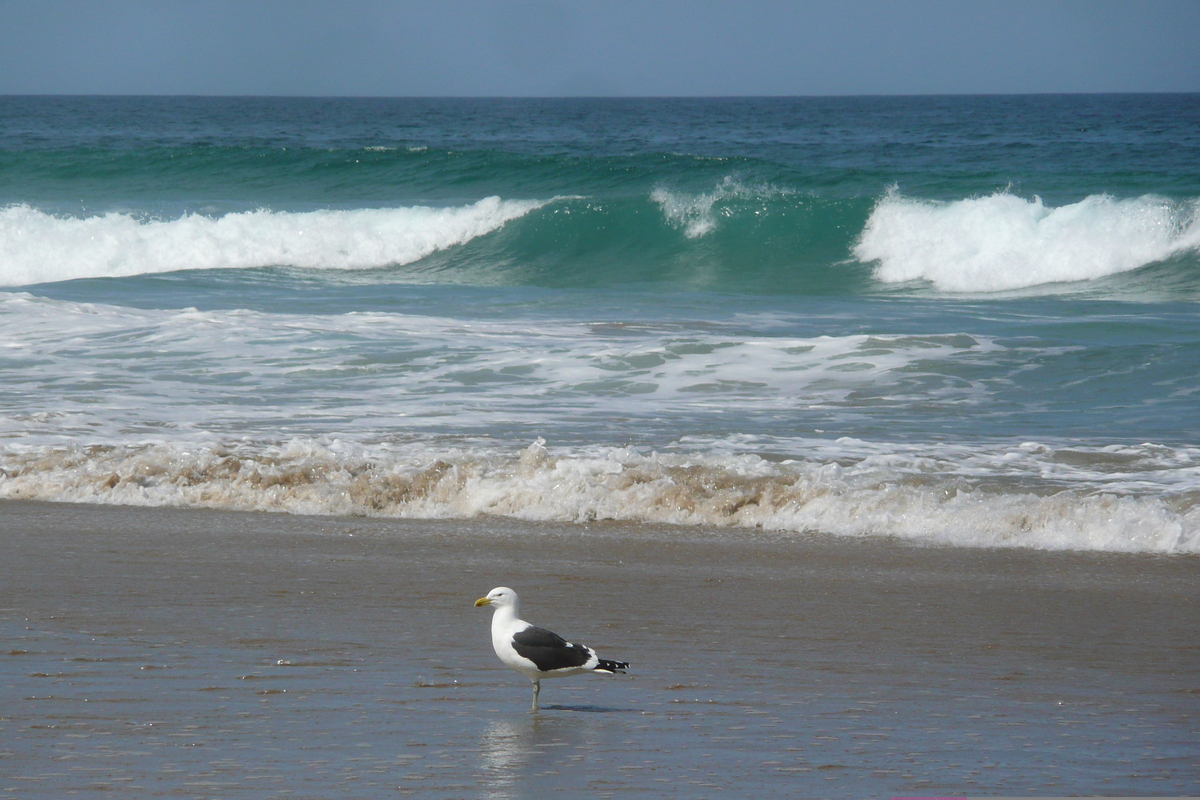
[3,90,1199,101]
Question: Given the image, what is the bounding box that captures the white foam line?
[855,190,1200,292]
[0,438,1195,554]
[0,197,550,286]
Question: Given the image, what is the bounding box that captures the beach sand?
[1,499,1197,798]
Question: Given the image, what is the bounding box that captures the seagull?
[474,586,629,710]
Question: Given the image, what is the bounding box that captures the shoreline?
[2,439,1196,556]
[2,499,1197,797]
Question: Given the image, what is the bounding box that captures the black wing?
[511,626,593,672]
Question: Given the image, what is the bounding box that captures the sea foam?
[855,191,1200,292]
[0,198,547,286]
[0,438,1195,554]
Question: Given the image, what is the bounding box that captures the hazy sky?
[2,0,1197,96]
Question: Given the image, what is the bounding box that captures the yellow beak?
[474,597,492,607]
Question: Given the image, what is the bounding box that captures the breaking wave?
[855,190,1200,292]
[4,186,1200,298]
[1,438,1196,554]
[651,176,794,239]
[0,197,548,286]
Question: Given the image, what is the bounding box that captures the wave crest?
[854,190,1200,292]
[0,197,547,286]
[651,176,794,239]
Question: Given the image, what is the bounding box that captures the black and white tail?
[595,658,629,674]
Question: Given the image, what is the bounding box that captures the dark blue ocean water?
[1,95,1198,552]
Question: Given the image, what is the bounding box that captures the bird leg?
[531,679,541,711]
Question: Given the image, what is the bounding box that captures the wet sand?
[1,499,1197,798]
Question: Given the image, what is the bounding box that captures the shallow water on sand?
[1,501,1197,798]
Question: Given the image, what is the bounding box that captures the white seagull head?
[474,586,518,610]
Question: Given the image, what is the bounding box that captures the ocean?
[3,95,1200,799]
[2,94,1199,554]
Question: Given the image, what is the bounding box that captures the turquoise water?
[1,95,1198,552]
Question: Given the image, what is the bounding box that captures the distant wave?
[855,190,1200,292]
[1,438,1196,554]
[5,188,1200,297]
[0,198,547,286]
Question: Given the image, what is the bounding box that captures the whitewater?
[5,187,1199,294]
[857,189,1200,292]
[0,197,549,285]
[1,94,1198,553]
